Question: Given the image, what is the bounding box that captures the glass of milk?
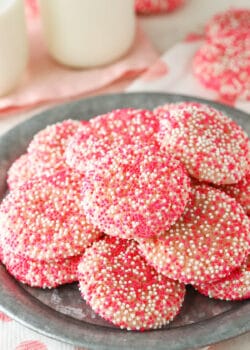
[0,0,28,96]
[39,0,136,68]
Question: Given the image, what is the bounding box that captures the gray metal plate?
[0,92,249,350]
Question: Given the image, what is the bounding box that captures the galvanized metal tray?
[0,93,249,350]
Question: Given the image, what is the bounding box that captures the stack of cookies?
[0,102,249,330]
[1,120,102,288]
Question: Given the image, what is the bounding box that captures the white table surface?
[0,0,250,349]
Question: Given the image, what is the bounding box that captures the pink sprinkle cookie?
[158,102,250,184]
[193,34,250,100]
[66,108,160,173]
[154,103,175,117]
[28,119,83,161]
[195,255,250,300]
[78,236,185,330]
[7,119,84,190]
[135,0,184,14]
[219,170,250,215]
[206,9,250,40]
[7,153,69,190]
[138,185,250,285]
[2,250,80,289]
[81,144,191,239]
[0,169,102,261]
[7,154,34,190]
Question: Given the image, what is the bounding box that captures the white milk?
[0,0,28,96]
[39,0,136,68]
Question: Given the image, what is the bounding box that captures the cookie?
[7,154,34,190]
[2,250,80,289]
[219,170,250,215]
[78,236,185,330]
[27,119,83,161]
[196,255,250,300]
[193,34,250,100]
[135,0,184,14]
[66,108,160,173]
[138,185,250,284]
[206,9,250,40]
[81,144,190,239]
[158,101,250,184]
[7,119,84,190]
[0,169,102,261]
[7,153,69,190]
